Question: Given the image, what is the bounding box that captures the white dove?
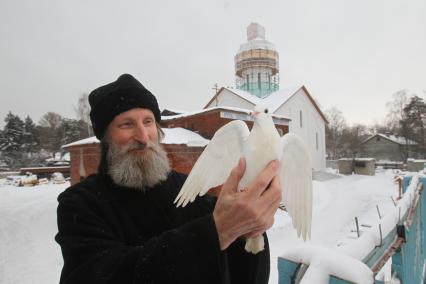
[174,105,313,254]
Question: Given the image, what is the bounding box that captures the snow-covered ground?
[0,169,402,283]
[0,181,67,284]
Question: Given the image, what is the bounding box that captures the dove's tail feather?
[244,235,265,254]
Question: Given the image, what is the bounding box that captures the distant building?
[360,133,418,162]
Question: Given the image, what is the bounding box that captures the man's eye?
[119,122,132,128]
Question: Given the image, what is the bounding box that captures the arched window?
[299,110,303,128]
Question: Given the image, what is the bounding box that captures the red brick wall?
[66,143,204,185]
[161,110,288,139]
[163,144,205,174]
[161,111,235,139]
[67,144,101,185]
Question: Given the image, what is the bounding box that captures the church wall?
[274,89,326,170]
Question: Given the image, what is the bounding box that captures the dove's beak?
[250,111,261,118]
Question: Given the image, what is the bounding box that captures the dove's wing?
[279,133,313,240]
[175,120,250,207]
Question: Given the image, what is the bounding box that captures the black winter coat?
[55,171,270,284]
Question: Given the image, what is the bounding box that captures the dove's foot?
[244,235,264,254]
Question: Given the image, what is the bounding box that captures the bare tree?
[385,90,409,133]
[74,93,92,136]
[37,112,63,158]
[340,124,368,157]
[325,107,347,159]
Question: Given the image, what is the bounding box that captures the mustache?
[127,141,147,151]
[125,141,159,153]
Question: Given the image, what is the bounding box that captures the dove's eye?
[264,109,269,113]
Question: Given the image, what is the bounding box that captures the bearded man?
[55,74,282,284]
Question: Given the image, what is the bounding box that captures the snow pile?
[0,182,68,284]
[339,174,419,261]
[283,245,373,283]
[268,170,403,283]
[273,172,422,283]
[62,136,99,148]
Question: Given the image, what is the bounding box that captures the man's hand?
[212,158,282,250]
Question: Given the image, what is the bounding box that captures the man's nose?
[133,123,149,144]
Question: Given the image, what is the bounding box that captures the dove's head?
[250,105,269,118]
[250,105,274,129]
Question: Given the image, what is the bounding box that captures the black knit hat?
[88,74,161,139]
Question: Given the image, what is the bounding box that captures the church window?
[316,132,319,150]
[299,110,303,128]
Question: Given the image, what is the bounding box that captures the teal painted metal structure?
[237,82,279,98]
[277,175,426,283]
[390,175,426,283]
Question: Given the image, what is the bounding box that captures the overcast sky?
[1,0,425,128]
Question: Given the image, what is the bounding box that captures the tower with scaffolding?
[234,23,280,98]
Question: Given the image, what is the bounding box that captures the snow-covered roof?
[160,108,187,116]
[161,105,290,121]
[162,106,250,120]
[62,128,210,148]
[62,136,99,148]
[407,158,426,163]
[162,127,209,147]
[204,85,328,123]
[217,86,301,113]
[362,133,418,145]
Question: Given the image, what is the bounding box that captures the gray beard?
[106,139,171,191]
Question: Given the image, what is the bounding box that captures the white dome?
[238,38,276,52]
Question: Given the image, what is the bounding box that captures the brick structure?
[161,107,289,139]
[63,141,206,185]
[338,158,376,176]
[64,141,101,185]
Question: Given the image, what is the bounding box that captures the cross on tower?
[212,83,219,94]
